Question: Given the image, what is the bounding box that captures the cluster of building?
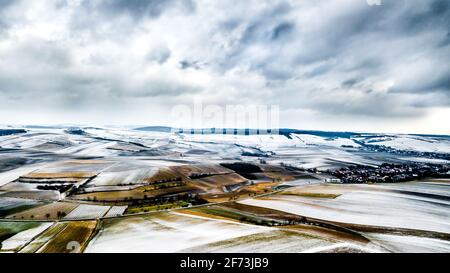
[327,163,450,184]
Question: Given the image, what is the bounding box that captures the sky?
[0,0,449,134]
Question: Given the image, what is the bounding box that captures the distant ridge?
[134,126,173,133]
[134,126,361,139]
[5,125,445,139]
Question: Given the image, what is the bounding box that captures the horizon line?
[2,123,450,138]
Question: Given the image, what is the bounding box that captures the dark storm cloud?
[215,0,449,104]
[405,0,450,32]
[0,0,15,9]
[110,79,201,98]
[433,75,450,92]
[179,60,194,70]
[213,2,298,80]
[55,0,196,39]
[78,0,196,20]
[270,22,295,41]
[0,0,449,132]
[342,78,362,89]
[293,0,450,115]
[0,0,16,33]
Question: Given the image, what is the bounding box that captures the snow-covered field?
[181,229,338,253]
[0,223,52,251]
[1,126,449,253]
[291,134,360,148]
[366,233,450,253]
[357,135,450,154]
[0,197,43,217]
[0,163,49,187]
[104,206,128,218]
[240,182,450,234]
[85,212,272,253]
[2,127,449,163]
[63,204,111,220]
[85,163,158,188]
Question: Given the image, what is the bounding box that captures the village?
[327,162,450,184]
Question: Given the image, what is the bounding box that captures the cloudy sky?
[0,0,449,134]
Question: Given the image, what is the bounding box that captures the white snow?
[363,135,450,153]
[291,134,360,148]
[300,242,382,253]
[86,165,158,187]
[104,206,128,218]
[239,183,450,234]
[63,204,110,220]
[0,163,49,186]
[367,234,450,253]
[85,212,271,253]
[1,223,52,251]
